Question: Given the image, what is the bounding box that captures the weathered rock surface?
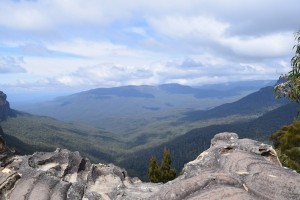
[0,132,299,200]
[0,142,161,200]
[150,132,300,200]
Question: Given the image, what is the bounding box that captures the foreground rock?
[150,132,300,200]
[0,132,299,200]
[0,147,160,200]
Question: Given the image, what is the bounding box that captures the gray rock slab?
[0,132,299,200]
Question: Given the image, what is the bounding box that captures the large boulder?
[150,132,300,200]
[0,132,299,200]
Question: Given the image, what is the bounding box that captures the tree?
[275,31,300,102]
[271,31,300,173]
[148,147,176,183]
[160,147,176,183]
[148,156,161,183]
[270,120,300,172]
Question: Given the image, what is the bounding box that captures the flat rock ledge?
[1,132,300,200]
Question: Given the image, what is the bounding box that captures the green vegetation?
[271,31,300,173]
[19,83,268,136]
[275,31,300,102]
[148,147,176,183]
[0,79,288,180]
[0,112,126,163]
[270,120,300,172]
[122,103,300,180]
[148,156,161,183]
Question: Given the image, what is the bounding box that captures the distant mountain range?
[181,85,288,122]
[16,80,276,134]
[2,79,295,180]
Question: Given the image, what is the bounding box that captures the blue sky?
[0,0,299,96]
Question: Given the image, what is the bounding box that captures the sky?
[0,0,299,97]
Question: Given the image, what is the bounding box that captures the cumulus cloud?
[53,63,154,87]
[1,0,298,34]
[220,33,294,58]
[0,0,298,91]
[0,0,136,31]
[148,15,294,59]
[45,55,287,88]
[0,56,26,73]
[149,15,228,40]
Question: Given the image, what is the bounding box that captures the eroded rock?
[0,144,160,200]
[149,132,300,200]
[0,132,299,200]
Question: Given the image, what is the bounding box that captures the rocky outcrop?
[0,132,299,200]
[0,141,161,200]
[0,91,13,121]
[150,132,300,200]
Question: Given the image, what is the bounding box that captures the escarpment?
[0,132,299,200]
[0,91,14,121]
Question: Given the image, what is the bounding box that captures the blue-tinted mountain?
[80,85,155,98]
[18,82,269,133]
[181,86,288,122]
[159,80,275,98]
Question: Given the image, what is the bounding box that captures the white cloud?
[0,56,26,73]
[47,39,135,58]
[0,0,137,31]
[0,0,299,92]
[148,15,294,59]
[149,15,228,41]
[42,55,287,88]
[220,32,294,58]
[54,63,154,87]
[44,39,169,67]
[0,1,52,30]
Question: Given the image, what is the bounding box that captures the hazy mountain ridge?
[181,86,288,122]
[1,80,289,180]
[16,80,275,135]
[80,85,155,98]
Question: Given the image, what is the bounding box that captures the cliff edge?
[0,91,14,121]
[0,132,299,200]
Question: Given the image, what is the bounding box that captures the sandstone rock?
[0,132,299,200]
[149,132,300,200]
[0,143,161,200]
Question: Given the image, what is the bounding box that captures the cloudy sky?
[0,0,299,96]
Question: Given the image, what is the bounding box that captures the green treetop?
[148,156,161,183]
[275,31,300,102]
[148,147,176,183]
